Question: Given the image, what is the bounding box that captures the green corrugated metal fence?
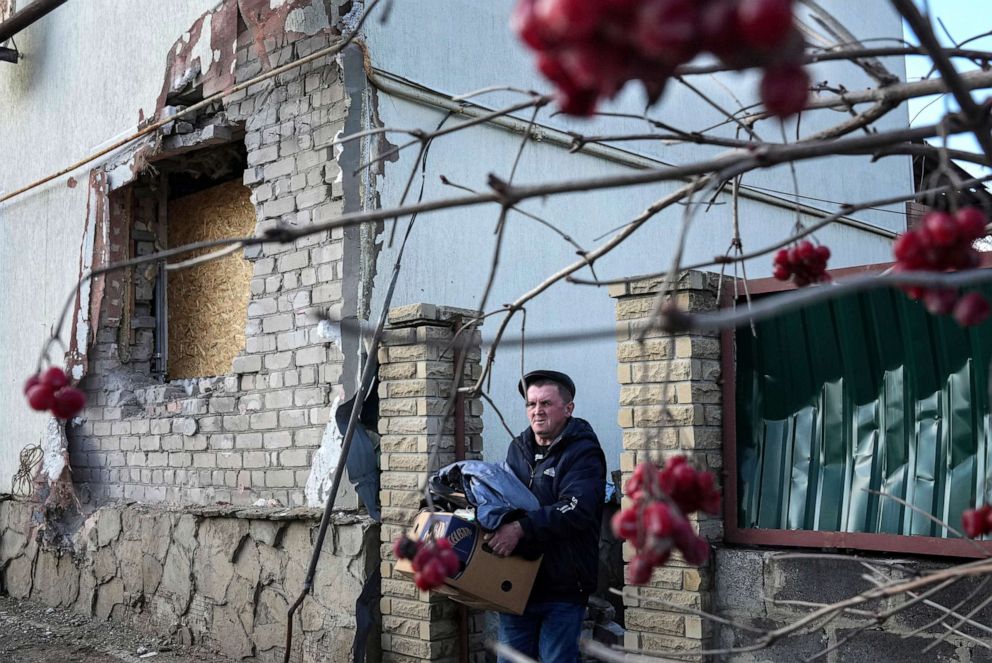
[736,285,992,538]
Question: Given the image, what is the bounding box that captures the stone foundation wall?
[0,496,379,662]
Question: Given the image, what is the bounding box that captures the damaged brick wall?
[69,4,354,508]
[0,495,379,662]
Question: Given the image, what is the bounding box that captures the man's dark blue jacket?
[505,417,606,605]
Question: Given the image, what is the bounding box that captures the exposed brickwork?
[610,271,724,658]
[376,304,487,663]
[69,27,349,507]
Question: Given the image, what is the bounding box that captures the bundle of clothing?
[427,460,539,531]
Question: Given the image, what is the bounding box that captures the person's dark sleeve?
[516,448,605,543]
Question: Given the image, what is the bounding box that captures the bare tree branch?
[799,0,899,85]
[675,46,992,77]
[894,0,992,161]
[567,173,992,288]
[684,267,992,333]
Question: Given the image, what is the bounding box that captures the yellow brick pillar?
[609,272,724,659]
[377,304,486,663]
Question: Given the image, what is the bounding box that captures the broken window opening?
[106,139,253,384]
[165,147,253,381]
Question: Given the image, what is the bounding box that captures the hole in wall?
[103,138,253,383]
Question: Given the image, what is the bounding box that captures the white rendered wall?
[0,0,917,488]
[364,1,913,465]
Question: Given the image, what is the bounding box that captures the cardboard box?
[394,511,541,615]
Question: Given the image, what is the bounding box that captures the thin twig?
[924,589,992,652]
[570,131,752,152]
[165,242,244,271]
[717,69,992,133]
[767,597,875,616]
[478,391,516,440]
[674,45,992,77]
[863,564,992,641]
[331,125,419,147]
[868,488,988,554]
[874,576,962,621]
[473,106,542,323]
[639,176,715,341]
[893,0,992,162]
[906,577,992,639]
[799,0,898,85]
[604,559,992,660]
[675,76,762,142]
[942,622,992,650]
[438,175,597,277]
[567,172,992,288]
[353,96,549,175]
[684,267,992,332]
[609,587,767,635]
[471,179,706,393]
[803,623,870,663]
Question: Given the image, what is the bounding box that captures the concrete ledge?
[387,303,479,328]
[608,271,723,298]
[0,494,374,523]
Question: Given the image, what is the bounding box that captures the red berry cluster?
[24,367,86,420]
[512,0,809,117]
[612,456,720,584]
[893,207,991,326]
[961,504,992,539]
[772,240,831,287]
[393,535,461,591]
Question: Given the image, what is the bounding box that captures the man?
[487,370,606,663]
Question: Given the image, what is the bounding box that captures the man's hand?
[485,521,524,557]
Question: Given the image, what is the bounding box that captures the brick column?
[610,272,723,658]
[377,304,485,663]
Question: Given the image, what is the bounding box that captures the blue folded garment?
[431,460,540,530]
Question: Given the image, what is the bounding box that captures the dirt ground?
[0,595,233,662]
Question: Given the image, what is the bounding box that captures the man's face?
[526,383,574,444]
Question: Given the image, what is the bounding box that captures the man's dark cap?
[517,370,575,401]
